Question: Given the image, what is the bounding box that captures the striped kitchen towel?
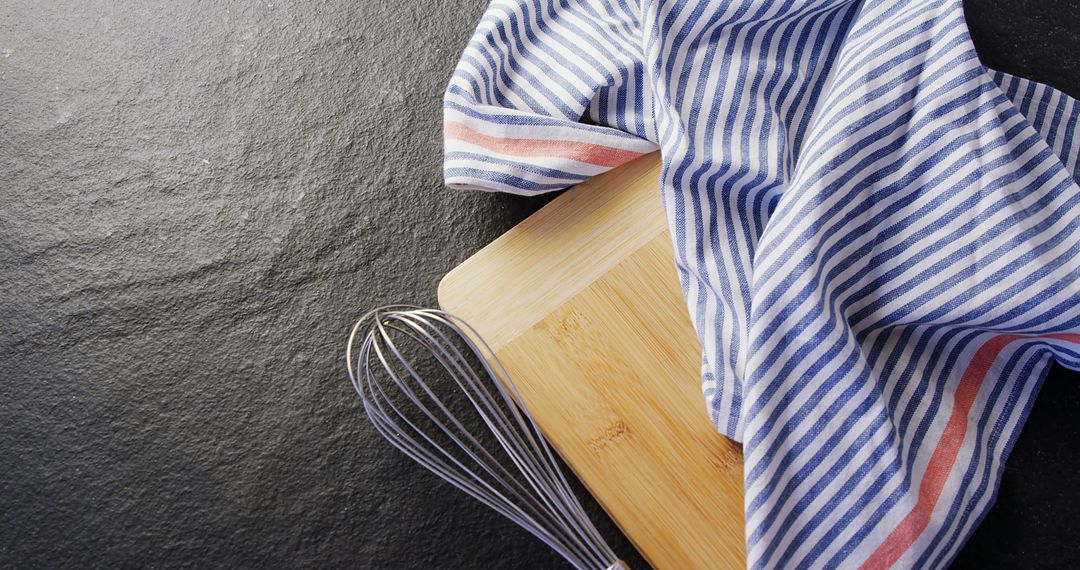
[443,0,1080,567]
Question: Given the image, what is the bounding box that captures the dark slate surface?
[0,0,1077,568]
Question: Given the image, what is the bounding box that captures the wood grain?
[438,152,746,569]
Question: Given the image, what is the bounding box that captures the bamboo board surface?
[437,153,746,569]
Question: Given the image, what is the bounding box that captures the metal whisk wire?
[346,306,626,570]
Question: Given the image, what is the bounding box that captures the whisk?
[346,305,628,570]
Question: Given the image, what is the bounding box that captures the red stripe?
[444,121,645,168]
[860,333,1080,569]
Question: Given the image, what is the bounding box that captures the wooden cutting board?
[437,152,746,569]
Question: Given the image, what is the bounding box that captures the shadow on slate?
[0,0,1076,568]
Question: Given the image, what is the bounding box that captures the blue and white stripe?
[444,0,1080,567]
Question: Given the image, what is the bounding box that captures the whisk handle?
[606,561,630,570]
